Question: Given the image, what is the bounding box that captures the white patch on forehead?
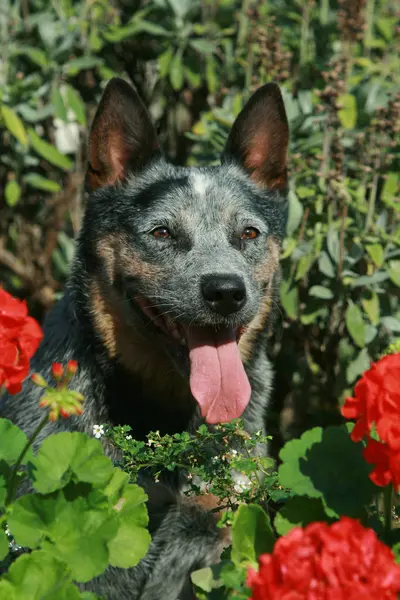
[190,173,210,202]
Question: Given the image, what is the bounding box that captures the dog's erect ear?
[221,83,289,190]
[86,78,161,191]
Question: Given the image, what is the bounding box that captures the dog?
[0,77,289,599]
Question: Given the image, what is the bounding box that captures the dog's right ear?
[86,78,161,191]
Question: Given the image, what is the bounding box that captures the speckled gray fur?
[0,79,289,599]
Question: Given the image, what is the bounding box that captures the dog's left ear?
[221,83,289,190]
[86,78,161,191]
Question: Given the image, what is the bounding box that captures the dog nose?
[201,274,246,316]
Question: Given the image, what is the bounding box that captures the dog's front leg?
[137,493,229,600]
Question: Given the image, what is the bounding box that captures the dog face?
[79,78,289,424]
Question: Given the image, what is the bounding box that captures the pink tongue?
[186,327,251,424]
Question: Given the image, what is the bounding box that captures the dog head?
[80,78,289,424]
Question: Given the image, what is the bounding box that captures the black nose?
[201,274,247,316]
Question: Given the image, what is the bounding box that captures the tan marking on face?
[239,236,280,363]
[96,235,163,283]
[90,236,190,405]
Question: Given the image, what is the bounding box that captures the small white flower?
[126,435,133,440]
[234,478,251,494]
[211,456,219,464]
[187,473,193,480]
[93,424,104,439]
[231,449,238,456]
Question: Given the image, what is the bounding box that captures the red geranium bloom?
[247,517,400,600]
[342,353,400,490]
[0,288,43,394]
[342,353,400,448]
[363,438,400,491]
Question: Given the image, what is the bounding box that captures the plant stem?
[383,483,393,536]
[5,413,49,506]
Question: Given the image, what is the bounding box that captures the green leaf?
[346,348,371,385]
[338,94,357,129]
[191,567,214,593]
[388,260,400,287]
[0,474,6,506]
[169,53,184,91]
[366,244,384,268]
[65,85,86,126]
[393,542,400,565]
[345,303,365,348]
[280,277,299,320]
[28,129,73,171]
[5,181,21,207]
[30,432,114,494]
[318,251,336,278]
[24,173,61,193]
[381,317,400,333]
[1,106,28,146]
[279,426,375,518]
[231,504,274,567]
[0,419,33,465]
[158,47,173,78]
[108,484,150,568]
[13,46,48,68]
[274,497,330,536]
[309,286,334,300]
[0,529,8,561]
[381,173,398,204]
[189,39,216,54]
[205,56,218,94]
[1,549,82,599]
[361,292,380,326]
[51,86,68,122]
[9,491,119,582]
[327,228,340,264]
[295,253,315,281]
[0,580,16,600]
[286,189,303,236]
[64,56,102,76]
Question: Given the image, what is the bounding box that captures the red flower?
[342,353,400,490]
[247,517,400,600]
[363,439,400,491]
[0,288,43,395]
[342,353,400,446]
[51,362,64,380]
[66,359,78,376]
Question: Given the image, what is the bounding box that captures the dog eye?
[240,227,259,240]
[152,227,171,239]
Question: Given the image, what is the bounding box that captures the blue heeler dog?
[0,77,289,599]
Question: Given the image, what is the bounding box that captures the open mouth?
[135,297,246,344]
[134,296,251,425]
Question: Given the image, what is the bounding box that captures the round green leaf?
[0,419,33,466]
[5,181,21,207]
[107,484,151,569]
[30,432,114,494]
[274,497,331,536]
[2,549,81,599]
[9,491,119,582]
[279,426,375,518]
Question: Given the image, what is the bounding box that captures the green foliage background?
[0,0,399,445]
